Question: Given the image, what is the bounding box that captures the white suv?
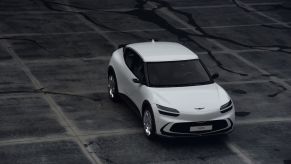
[108,41,235,139]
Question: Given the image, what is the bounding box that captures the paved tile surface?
[229,123,291,164]
[53,93,141,133]
[6,34,114,60]
[27,60,108,93]
[206,25,291,50]
[176,7,272,27]
[0,95,66,140]
[0,140,91,164]
[199,53,267,82]
[0,13,92,34]
[88,134,245,164]
[239,51,291,79]
[0,0,290,164]
[0,63,34,92]
[222,82,291,120]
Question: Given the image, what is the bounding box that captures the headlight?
[156,104,179,116]
[220,100,233,113]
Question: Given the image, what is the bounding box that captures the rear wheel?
[108,71,119,102]
[143,105,157,139]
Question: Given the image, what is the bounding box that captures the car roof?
[126,41,199,62]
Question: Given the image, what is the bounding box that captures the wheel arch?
[108,65,115,75]
[142,100,152,115]
[108,66,118,87]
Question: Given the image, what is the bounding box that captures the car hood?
[151,83,226,114]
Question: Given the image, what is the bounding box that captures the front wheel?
[143,106,157,139]
[108,71,119,102]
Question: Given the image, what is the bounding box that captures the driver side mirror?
[132,78,140,83]
[211,73,219,79]
[132,78,145,85]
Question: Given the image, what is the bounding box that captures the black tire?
[107,71,120,102]
[142,105,157,139]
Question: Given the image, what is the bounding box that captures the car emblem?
[195,107,205,110]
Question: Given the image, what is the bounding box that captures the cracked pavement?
[0,0,291,164]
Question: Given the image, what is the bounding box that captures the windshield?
[147,59,212,87]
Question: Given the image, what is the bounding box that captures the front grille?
[170,120,228,134]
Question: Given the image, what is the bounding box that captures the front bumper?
[153,106,235,137]
[160,119,233,137]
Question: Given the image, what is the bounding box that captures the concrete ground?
[0,0,291,164]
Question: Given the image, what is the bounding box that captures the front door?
[123,48,147,110]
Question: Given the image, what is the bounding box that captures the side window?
[132,58,145,82]
[124,49,145,81]
[124,49,135,70]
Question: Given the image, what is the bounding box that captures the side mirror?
[211,73,219,79]
[118,44,126,49]
[132,78,141,84]
[132,78,145,85]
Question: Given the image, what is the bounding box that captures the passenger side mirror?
[211,73,219,79]
[118,44,126,49]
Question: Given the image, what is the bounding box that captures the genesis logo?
[195,107,205,110]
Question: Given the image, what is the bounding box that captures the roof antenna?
[151,39,155,43]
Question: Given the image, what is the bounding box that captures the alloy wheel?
[108,75,116,98]
[143,110,152,136]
